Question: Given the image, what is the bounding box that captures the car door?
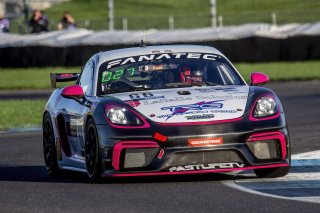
[60,60,95,160]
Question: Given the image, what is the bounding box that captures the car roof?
[94,45,224,67]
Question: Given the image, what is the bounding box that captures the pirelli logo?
[188,137,223,146]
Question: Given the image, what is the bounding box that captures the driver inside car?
[179,65,205,83]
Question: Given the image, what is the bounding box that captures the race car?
[43,45,291,181]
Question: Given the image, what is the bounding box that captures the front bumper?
[101,129,290,177]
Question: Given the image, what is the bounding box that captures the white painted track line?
[223,151,320,204]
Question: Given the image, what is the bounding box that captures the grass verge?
[0,100,46,131]
[237,61,320,81]
[0,67,79,90]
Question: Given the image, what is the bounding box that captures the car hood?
[110,86,249,123]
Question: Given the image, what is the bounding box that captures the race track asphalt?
[0,81,319,212]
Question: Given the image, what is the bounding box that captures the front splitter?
[102,163,289,177]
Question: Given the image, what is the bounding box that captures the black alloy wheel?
[85,119,102,181]
[43,113,60,177]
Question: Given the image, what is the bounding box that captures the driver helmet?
[179,66,204,83]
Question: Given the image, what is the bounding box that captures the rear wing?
[50,73,80,88]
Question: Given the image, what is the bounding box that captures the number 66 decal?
[129,92,153,99]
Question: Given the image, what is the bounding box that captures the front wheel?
[254,165,290,178]
[85,119,102,181]
[255,144,291,178]
[254,132,291,178]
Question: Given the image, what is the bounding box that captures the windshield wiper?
[115,78,156,90]
[130,84,153,91]
[166,81,217,88]
[203,81,218,86]
[102,78,153,95]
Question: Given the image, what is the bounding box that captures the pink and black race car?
[43,45,290,181]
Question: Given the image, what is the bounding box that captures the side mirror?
[61,85,84,99]
[250,72,269,86]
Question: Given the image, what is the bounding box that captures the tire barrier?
[1,24,320,67]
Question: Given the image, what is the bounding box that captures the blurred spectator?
[0,11,10,33]
[57,11,77,30]
[29,9,49,33]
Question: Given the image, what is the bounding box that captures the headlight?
[254,96,277,118]
[106,106,143,126]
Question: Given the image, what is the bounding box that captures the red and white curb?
[223,150,320,204]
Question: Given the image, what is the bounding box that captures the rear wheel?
[85,119,102,181]
[43,113,60,177]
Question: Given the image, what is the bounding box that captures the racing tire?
[43,112,60,177]
[254,165,290,178]
[85,119,102,181]
[254,139,291,178]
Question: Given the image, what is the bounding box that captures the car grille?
[163,150,244,168]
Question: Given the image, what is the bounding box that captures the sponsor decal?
[215,87,240,92]
[143,96,193,105]
[196,87,245,94]
[185,114,215,120]
[106,53,220,69]
[157,109,237,119]
[161,100,224,121]
[157,111,205,118]
[169,162,245,172]
[128,92,164,101]
[196,87,236,93]
[209,109,237,113]
[188,137,223,146]
[125,100,141,107]
[158,149,165,159]
[195,95,247,100]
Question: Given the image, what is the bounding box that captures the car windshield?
[97,52,245,96]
